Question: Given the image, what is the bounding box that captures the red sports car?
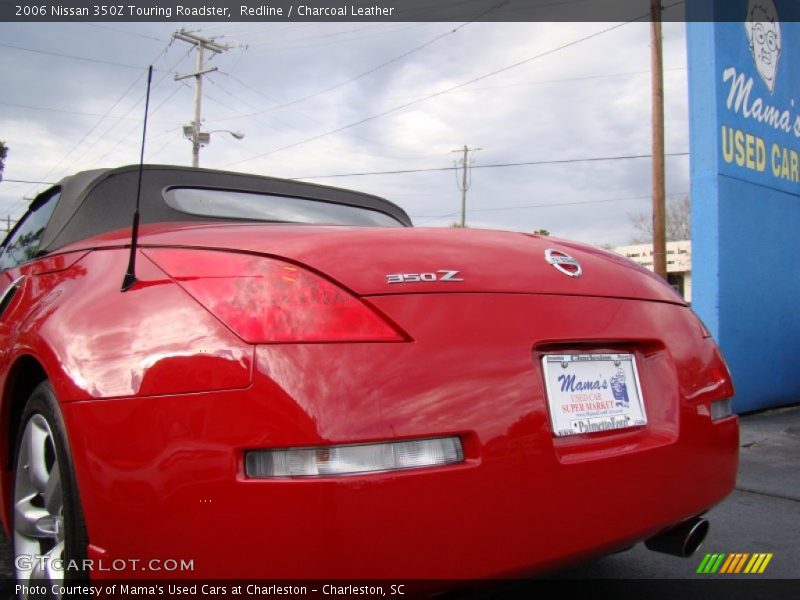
[0,165,737,586]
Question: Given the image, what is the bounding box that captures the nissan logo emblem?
[545,248,582,278]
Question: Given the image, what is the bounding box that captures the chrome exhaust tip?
[644,517,709,557]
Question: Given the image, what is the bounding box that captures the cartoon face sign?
[745,0,782,93]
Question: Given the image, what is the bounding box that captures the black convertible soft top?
[38,164,412,253]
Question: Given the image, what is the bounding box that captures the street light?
[214,130,245,140]
[183,126,245,167]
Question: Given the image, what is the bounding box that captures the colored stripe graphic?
[697,553,726,574]
[711,553,726,573]
[698,552,773,574]
[759,554,774,573]
[719,554,736,573]
[745,553,774,574]
[696,553,713,573]
[733,553,749,573]
[744,554,761,573]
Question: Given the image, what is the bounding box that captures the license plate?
[541,353,647,437]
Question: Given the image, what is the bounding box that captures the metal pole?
[451,145,481,228]
[460,145,468,228]
[651,0,667,279]
[192,45,204,168]
[174,29,229,168]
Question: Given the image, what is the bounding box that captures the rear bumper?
[60,294,738,579]
[64,390,737,579]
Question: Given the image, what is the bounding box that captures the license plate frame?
[541,353,647,437]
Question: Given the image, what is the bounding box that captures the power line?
[242,23,418,47]
[0,179,56,185]
[98,82,188,163]
[205,78,320,145]
[3,42,178,214]
[198,22,275,34]
[213,10,498,124]
[412,192,689,225]
[147,134,183,162]
[85,23,167,43]
[0,153,687,191]
[205,77,313,140]
[293,152,689,180]
[0,100,173,123]
[223,17,647,168]
[198,85,244,116]
[413,192,689,218]
[214,74,432,162]
[220,71,428,158]
[243,23,435,52]
[481,192,690,214]
[47,49,190,179]
[219,72,281,107]
[0,69,148,206]
[337,66,687,107]
[0,41,167,71]
[0,66,686,129]
[103,123,187,167]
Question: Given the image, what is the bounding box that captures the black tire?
[11,381,88,596]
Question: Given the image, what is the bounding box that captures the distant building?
[614,240,692,302]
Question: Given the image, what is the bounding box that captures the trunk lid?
[84,223,685,304]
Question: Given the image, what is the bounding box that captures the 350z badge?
[386,270,463,284]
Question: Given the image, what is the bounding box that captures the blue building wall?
[688,0,800,412]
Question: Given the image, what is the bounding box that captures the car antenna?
[121,65,153,292]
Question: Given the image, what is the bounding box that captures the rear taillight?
[245,437,464,478]
[144,249,405,343]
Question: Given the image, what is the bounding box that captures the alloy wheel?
[13,413,65,590]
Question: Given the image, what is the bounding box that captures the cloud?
[0,20,689,246]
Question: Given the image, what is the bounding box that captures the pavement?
[1,404,798,586]
[550,403,800,579]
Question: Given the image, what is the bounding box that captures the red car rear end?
[0,167,736,583]
[33,225,737,578]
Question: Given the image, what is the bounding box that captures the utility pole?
[173,30,230,167]
[2,216,19,236]
[451,145,482,228]
[650,0,667,279]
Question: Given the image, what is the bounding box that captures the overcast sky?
[0,18,690,246]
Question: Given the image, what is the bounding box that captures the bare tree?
[629,195,690,243]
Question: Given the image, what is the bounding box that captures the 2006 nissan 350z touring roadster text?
[0,165,737,584]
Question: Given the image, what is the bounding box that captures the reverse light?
[245,437,464,478]
[144,249,404,343]
[711,398,734,421]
